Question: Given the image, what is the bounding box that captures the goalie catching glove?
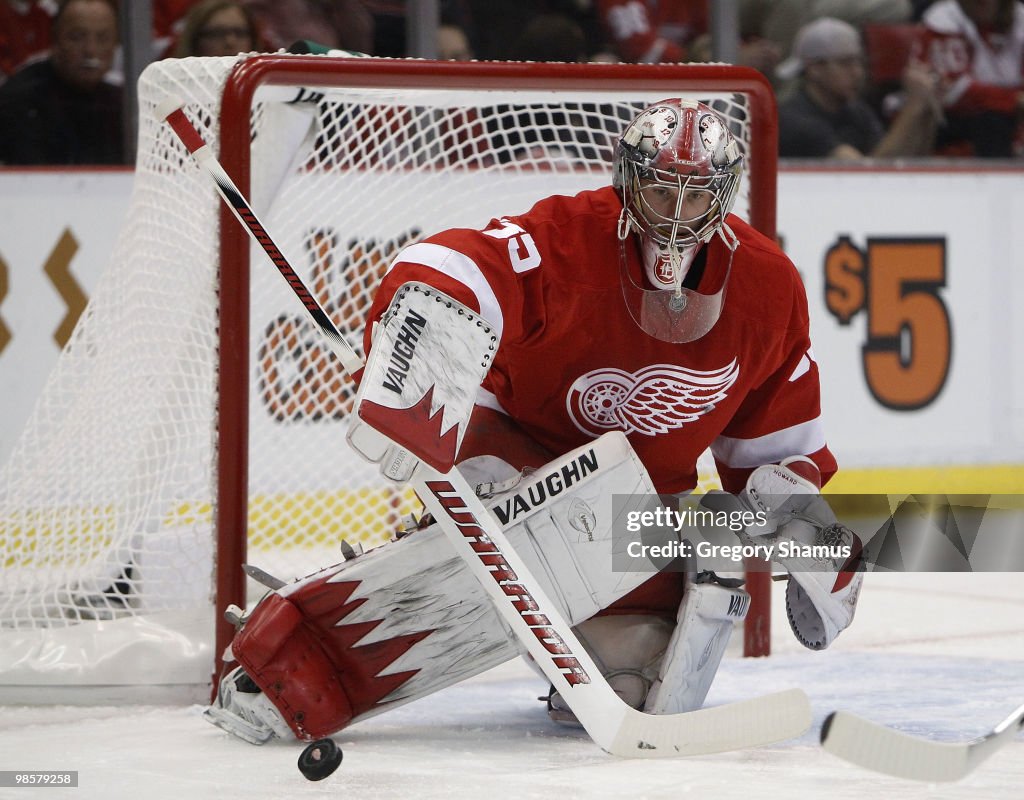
[704,457,864,650]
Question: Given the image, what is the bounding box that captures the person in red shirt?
[596,0,781,74]
[0,0,57,81]
[918,0,1024,156]
[205,99,863,743]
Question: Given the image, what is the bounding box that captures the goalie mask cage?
[0,55,777,702]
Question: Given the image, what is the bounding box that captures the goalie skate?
[205,666,294,745]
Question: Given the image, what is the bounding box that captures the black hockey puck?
[298,738,343,781]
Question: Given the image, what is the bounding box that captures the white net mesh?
[0,55,765,688]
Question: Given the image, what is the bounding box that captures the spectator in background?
[0,0,123,164]
[777,17,941,158]
[595,0,781,76]
[739,0,913,73]
[511,13,588,62]
[173,0,263,57]
[918,0,1024,157]
[466,1,609,62]
[0,0,57,82]
[494,13,620,165]
[242,0,373,54]
[913,1,941,17]
[367,1,479,58]
[437,22,474,61]
[153,0,202,58]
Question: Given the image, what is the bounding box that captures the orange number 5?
[862,239,950,409]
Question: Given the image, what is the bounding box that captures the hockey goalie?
[205,98,864,745]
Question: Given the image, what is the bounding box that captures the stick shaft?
[161,103,363,377]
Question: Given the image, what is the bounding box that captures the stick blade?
[821,710,971,782]
[607,688,812,758]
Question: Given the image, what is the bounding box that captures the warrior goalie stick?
[158,97,812,757]
[821,702,1024,781]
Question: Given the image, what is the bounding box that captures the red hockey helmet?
[613,99,744,343]
[614,98,743,250]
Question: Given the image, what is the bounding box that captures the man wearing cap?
[777,16,941,158]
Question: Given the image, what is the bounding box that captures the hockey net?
[0,55,777,699]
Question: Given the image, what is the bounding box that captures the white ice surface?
[1,573,1021,799]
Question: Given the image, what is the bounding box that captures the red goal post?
[213,56,779,668]
[0,55,776,702]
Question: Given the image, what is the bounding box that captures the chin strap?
[716,219,739,253]
[617,206,630,241]
[619,202,739,300]
[662,220,737,302]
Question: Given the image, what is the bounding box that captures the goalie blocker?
[346,281,497,482]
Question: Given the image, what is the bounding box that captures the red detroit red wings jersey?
[365,186,835,494]
[596,0,707,63]
[919,0,1024,115]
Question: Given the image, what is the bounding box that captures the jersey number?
[825,236,951,410]
[483,219,542,273]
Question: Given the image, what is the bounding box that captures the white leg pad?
[217,431,668,740]
[644,575,750,715]
[485,433,663,625]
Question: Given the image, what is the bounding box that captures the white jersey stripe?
[389,242,505,340]
[711,418,827,469]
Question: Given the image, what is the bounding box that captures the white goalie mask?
[613,99,744,343]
